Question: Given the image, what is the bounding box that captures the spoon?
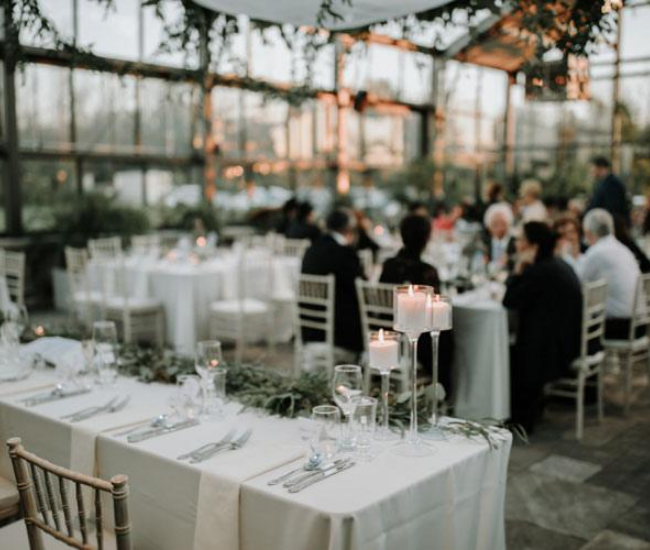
[267,453,323,486]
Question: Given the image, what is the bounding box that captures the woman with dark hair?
[286,201,321,243]
[503,222,583,433]
[380,214,453,396]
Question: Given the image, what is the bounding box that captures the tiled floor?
[28,311,650,549]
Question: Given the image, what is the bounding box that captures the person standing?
[587,156,630,225]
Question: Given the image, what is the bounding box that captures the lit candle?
[369,329,399,371]
[196,236,207,247]
[397,285,427,332]
[427,294,453,331]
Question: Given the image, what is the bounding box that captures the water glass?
[311,405,340,460]
[92,321,118,386]
[352,396,377,461]
[4,305,29,336]
[332,364,362,451]
[175,374,203,420]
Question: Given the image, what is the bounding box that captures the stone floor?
[28,311,650,549]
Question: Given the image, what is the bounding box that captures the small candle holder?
[368,329,400,441]
[425,294,453,440]
[392,284,434,457]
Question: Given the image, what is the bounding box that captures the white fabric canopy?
[193,0,453,30]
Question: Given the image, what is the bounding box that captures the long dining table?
[0,343,511,550]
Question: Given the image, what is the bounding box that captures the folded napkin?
[22,337,84,370]
[192,415,305,550]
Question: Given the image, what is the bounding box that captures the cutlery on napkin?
[189,428,253,464]
[61,395,131,423]
[177,428,237,460]
[127,418,200,443]
[288,460,356,493]
[22,386,91,407]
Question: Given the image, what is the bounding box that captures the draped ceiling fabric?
[192,0,456,30]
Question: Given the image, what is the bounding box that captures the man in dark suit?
[587,156,629,225]
[286,202,321,243]
[301,209,364,354]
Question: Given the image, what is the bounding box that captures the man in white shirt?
[579,208,641,339]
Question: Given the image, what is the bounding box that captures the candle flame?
[378,328,384,342]
[408,284,414,297]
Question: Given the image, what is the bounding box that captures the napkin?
[22,337,84,370]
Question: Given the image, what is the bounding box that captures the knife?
[283,459,350,488]
[23,387,91,406]
[128,418,200,443]
[289,461,356,493]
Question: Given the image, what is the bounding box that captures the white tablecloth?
[0,368,511,550]
[87,252,300,354]
[452,291,510,420]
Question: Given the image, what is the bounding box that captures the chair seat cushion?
[603,335,649,352]
[73,290,102,303]
[571,351,606,371]
[210,299,269,315]
[0,520,117,549]
[106,296,162,312]
[0,475,18,511]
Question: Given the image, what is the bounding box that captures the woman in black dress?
[503,222,583,433]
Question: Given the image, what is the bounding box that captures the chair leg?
[597,368,604,423]
[624,352,633,415]
[577,373,584,441]
[156,310,165,349]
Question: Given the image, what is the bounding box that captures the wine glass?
[92,321,118,386]
[332,364,362,452]
[195,340,225,420]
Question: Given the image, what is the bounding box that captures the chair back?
[355,279,394,342]
[7,437,131,550]
[630,273,650,338]
[0,249,26,306]
[130,234,160,255]
[88,238,122,261]
[580,279,608,359]
[64,246,93,300]
[294,274,335,371]
[281,239,311,260]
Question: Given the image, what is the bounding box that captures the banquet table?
[0,357,511,550]
[86,250,300,354]
[452,289,511,420]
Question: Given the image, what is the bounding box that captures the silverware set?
[177,428,253,464]
[268,457,356,493]
[22,386,91,407]
[61,395,131,422]
[127,418,200,443]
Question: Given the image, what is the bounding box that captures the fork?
[190,428,253,463]
[62,397,119,421]
[177,429,237,461]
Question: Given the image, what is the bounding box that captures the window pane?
[78,0,139,60]
[21,159,76,232]
[19,0,73,47]
[364,109,422,166]
[17,64,71,148]
[74,71,136,152]
[142,3,199,68]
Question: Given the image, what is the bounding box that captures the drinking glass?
[5,305,28,336]
[311,405,340,460]
[195,340,225,420]
[92,321,118,386]
[352,396,377,461]
[332,364,362,451]
[175,374,203,420]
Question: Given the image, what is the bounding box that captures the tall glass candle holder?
[392,284,434,457]
[368,329,400,440]
[425,294,453,439]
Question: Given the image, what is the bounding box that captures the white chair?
[603,273,650,414]
[293,274,336,376]
[97,258,165,347]
[357,249,375,280]
[131,234,160,255]
[355,279,409,392]
[88,237,122,260]
[545,279,608,440]
[209,249,273,363]
[281,238,311,260]
[0,249,26,307]
[64,247,102,328]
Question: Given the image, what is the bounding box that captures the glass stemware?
[5,304,28,337]
[195,340,225,420]
[332,364,362,452]
[393,284,434,457]
[368,329,400,440]
[352,396,377,461]
[92,321,118,386]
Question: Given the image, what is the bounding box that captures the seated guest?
[519,179,548,222]
[482,203,516,272]
[380,214,453,395]
[355,210,380,261]
[503,222,582,433]
[302,209,364,354]
[286,201,321,243]
[613,214,650,274]
[276,198,298,235]
[408,201,430,217]
[554,215,587,273]
[580,209,642,339]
